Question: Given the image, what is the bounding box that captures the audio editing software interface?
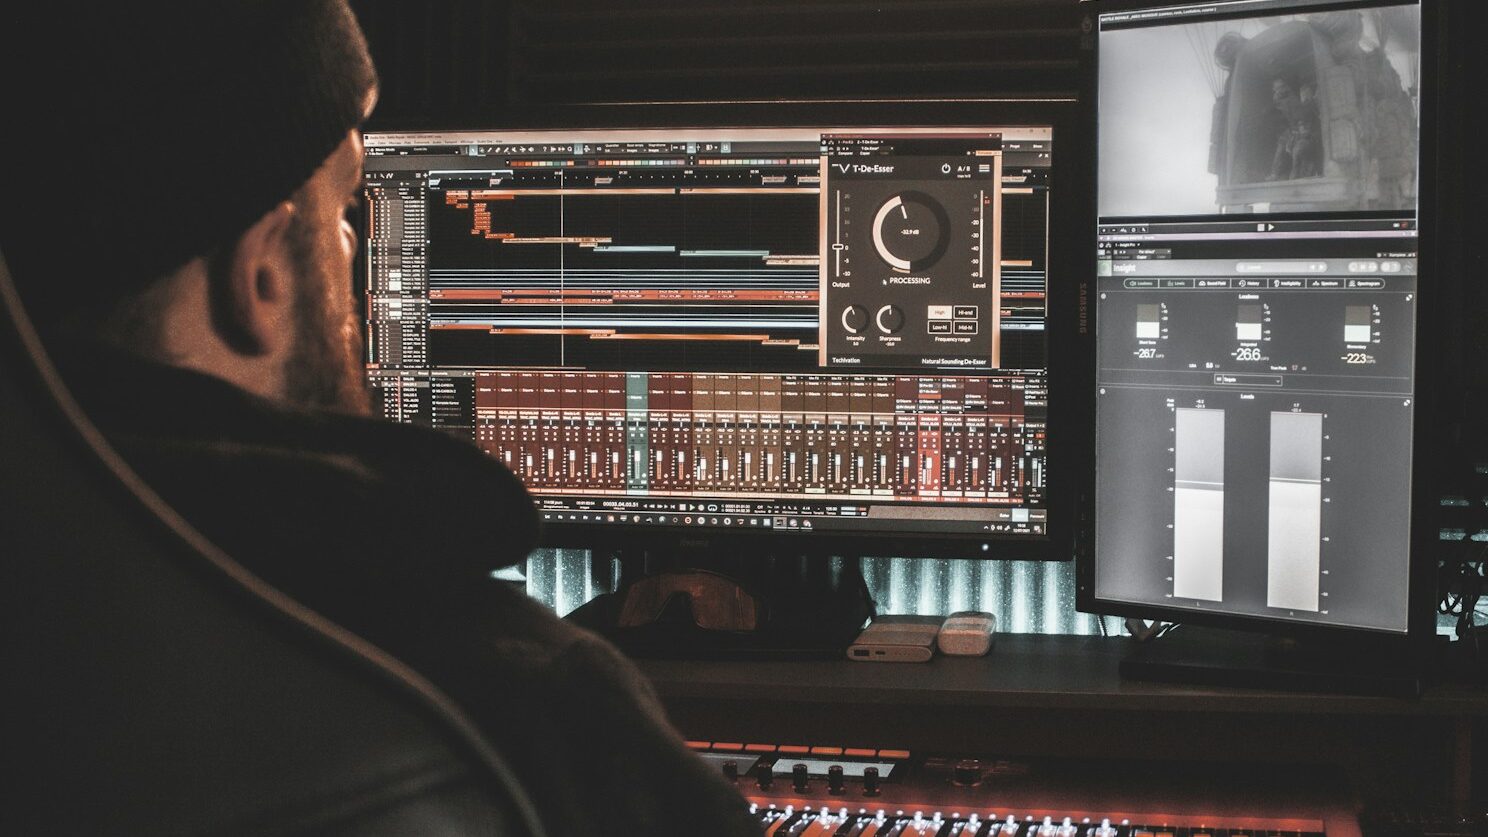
[1093,0,1421,631]
[360,127,1053,538]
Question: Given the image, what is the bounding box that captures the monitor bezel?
[1073,0,1441,641]
[359,99,1089,561]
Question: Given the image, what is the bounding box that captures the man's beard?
[282,223,370,415]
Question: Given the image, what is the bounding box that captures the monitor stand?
[566,549,875,660]
[1118,624,1425,697]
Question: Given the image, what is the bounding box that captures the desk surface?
[637,633,1488,716]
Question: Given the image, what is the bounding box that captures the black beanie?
[1,0,378,321]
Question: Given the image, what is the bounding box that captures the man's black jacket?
[50,341,759,836]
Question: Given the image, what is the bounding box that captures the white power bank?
[847,616,943,663]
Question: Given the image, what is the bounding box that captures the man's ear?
[210,200,298,356]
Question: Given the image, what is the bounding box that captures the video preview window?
[1098,3,1420,218]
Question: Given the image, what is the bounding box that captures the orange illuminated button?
[844,748,877,758]
[778,745,810,755]
[685,741,711,751]
[746,744,778,753]
[878,749,911,760]
[713,742,744,752]
[810,746,844,756]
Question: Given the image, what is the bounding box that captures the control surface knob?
[863,766,881,796]
[792,763,810,793]
[756,764,773,791]
[827,764,845,795]
[721,760,738,782]
[952,758,982,787]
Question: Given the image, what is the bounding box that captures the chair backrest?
[0,248,546,837]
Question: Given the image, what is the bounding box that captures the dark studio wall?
[350,0,1083,126]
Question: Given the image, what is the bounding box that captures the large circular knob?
[876,304,905,334]
[872,191,950,271]
[841,304,869,334]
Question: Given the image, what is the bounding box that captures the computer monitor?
[357,109,1075,560]
[1080,0,1437,636]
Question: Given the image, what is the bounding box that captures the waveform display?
[428,170,825,370]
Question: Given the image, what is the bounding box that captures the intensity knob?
[876,304,905,334]
[841,304,869,334]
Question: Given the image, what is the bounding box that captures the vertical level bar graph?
[1344,305,1372,344]
[1236,304,1263,341]
[1267,411,1323,611]
[1174,408,1225,601]
[1135,304,1161,339]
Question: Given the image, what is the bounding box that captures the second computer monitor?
[1086,0,1425,633]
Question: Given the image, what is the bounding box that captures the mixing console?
[474,370,1042,500]
[686,743,1354,837]
[746,808,1325,837]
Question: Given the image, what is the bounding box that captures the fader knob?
[792,763,810,793]
[827,764,845,795]
[862,766,881,796]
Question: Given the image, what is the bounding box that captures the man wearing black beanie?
[2,3,758,834]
